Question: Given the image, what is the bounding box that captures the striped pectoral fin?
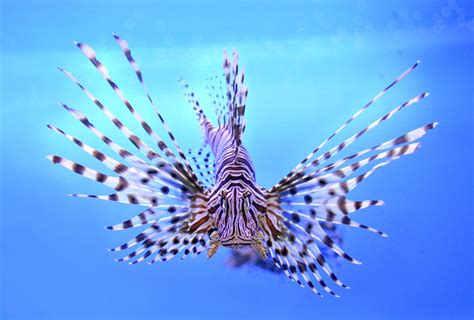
[57,72,161,164]
[71,40,201,190]
[299,93,429,175]
[273,61,423,190]
[46,155,175,207]
[52,101,205,201]
[46,124,161,189]
[47,151,195,207]
[265,229,345,297]
[286,203,387,237]
[70,193,158,206]
[126,233,176,265]
[47,125,117,170]
[283,237,339,297]
[272,239,309,288]
[150,233,207,263]
[56,101,154,173]
[106,207,157,231]
[152,233,206,263]
[110,223,162,253]
[263,128,433,297]
[268,241,299,283]
[320,214,388,237]
[112,213,193,264]
[56,100,193,191]
[113,34,199,179]
[107,191,210,264]
[152,235,187,264]
[274,108,431,195]
[132,234,182,265]
[74,41,173,158]
[283,213,361,265]
[276,141,422,203]
[313,123,437,177]
[314,142,422,186]
[47,155,131,191]
[261,202,351,296]
[180,234,207,259]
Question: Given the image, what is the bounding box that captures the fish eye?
[244,191,252,204]
[219,191,228,209]
[241,192,251,212]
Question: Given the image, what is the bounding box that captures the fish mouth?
[221,239,252,247]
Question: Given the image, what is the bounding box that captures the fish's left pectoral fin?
[207,230,221,259]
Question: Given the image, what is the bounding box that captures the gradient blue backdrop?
[1,0,473,319]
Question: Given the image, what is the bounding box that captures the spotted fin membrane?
[48,35,437,297]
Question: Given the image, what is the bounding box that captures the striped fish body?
[206,126,267,249]
[49,36,437,297]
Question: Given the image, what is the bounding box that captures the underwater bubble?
[441,7,452,18]
[467,18,474,31]
[436,17,447,30]
[457,16,467,27]
[436,17,446,26]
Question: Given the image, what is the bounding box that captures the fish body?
[48,35,437,297]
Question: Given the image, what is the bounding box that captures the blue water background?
[1,0,473,319]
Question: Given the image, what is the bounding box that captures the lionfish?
[48,34,437,297]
